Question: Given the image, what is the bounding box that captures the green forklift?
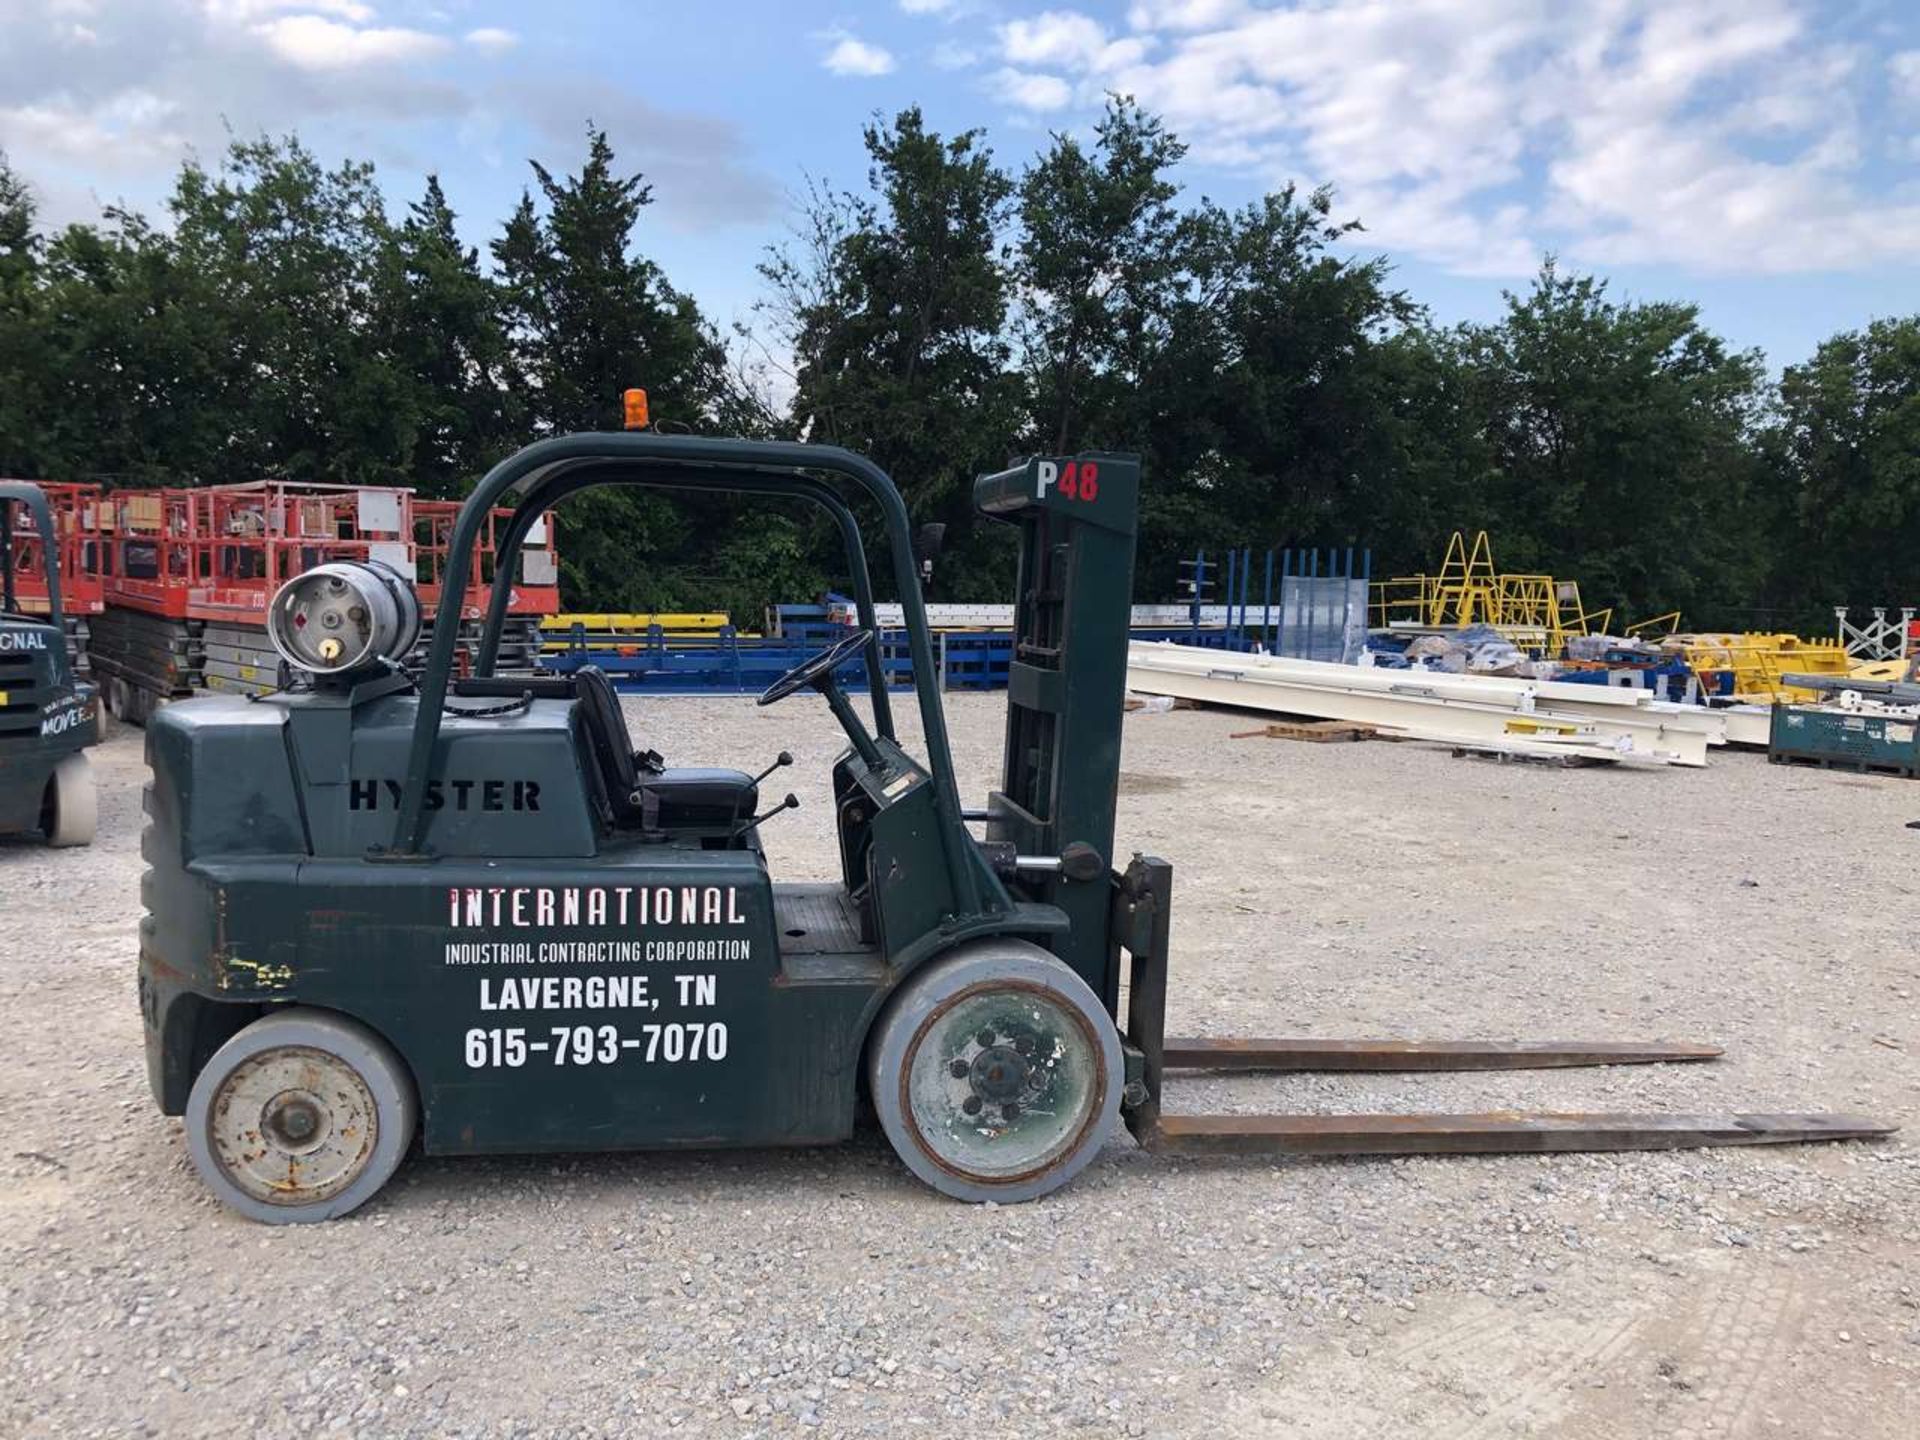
[1,481,99,847]
[137,423,1892,1222]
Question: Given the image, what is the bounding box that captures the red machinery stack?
[415,498,561,622]
[1,480,110,671]
[85,481,558,723]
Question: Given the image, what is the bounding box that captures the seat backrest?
[571,665,641,810]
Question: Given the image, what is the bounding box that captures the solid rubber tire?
[44,752,96,847]
[185,1008,418,1224]
[867,940,1121,1204]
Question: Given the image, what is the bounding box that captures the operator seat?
[451,665,759,832]
[569,666,758,832]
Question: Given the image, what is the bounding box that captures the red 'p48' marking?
[1035,459,1100,504]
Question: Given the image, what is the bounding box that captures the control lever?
[749,750,795,788]
[980,841,1107,883]
[732,793,799,841]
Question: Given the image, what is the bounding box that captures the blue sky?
[5,0,1920,369]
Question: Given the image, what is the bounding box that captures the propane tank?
[266,560,422,676]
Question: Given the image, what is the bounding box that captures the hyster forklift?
[138,424,1893,1222]
[1,481,99,846]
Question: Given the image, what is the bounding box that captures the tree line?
[0,102,1912,632]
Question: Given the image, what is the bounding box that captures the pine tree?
[378,176,515,495]
[495,127,724,434]
[490,127,734,608]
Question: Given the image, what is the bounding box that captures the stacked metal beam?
[1126,642,1724,767]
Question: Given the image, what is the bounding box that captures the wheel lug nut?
[949,1059,970,1079]
[1014,1037,1034,1056]
[962,1096,982,1116]
[1002,1103,1021,1121]
[976,1029,996,1047]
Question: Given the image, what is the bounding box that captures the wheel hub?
[968,1043,1032,1105]
[206,1046,377,1206]
[905,985,1105,1181]
[260,1090,331,1153]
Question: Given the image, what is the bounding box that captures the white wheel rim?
[901,981,1107,1186]
[205,1045,379,1206]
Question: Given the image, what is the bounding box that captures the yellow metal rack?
[1675,633,1852,704]
[1371,531,1611,655]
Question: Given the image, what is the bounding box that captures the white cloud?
[255,15,450,70]
[900,0,954,12]
[1125,1,1249,31]
[0,2,780,233]
[1000,10,1150,72]
[0,89,189,172]
[993,68,1074,112]
[203,0,375,21]
[1011,0,1920,276]
[464,27,518,56]
[821,34,896,77]
[1891,51,1920,104]
[932,41,981,70]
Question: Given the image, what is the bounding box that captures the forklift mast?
[974,455,1142,1005]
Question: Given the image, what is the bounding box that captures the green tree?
[28,207,232,482]
[164,135,412,484]
[492,127,739,610]
[0,152,46,473]
[761,107,1019,597]
[1101,184,1419,596]
[1771,317,1920,624]
[374,176,516,497]
[1364,323,1500,575]
[493,126,724,433]
[1456,262,1770,625]
[1015,97,1187,454]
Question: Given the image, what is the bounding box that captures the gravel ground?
[2,692,1916,1438]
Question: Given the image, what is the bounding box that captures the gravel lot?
[2,692,1916,1438]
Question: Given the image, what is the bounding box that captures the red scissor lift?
[87,482,558,724]
[415,499,561,663]
[1,481,109,671]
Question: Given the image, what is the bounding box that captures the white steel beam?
[1126,644,1713,767]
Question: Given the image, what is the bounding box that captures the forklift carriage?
[137,433,1892,1222]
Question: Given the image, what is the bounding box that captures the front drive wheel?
[185,1009,418,1224]
[868,940,1121,1204]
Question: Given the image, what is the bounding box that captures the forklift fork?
[1114,856,1895,1159]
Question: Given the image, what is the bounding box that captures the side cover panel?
[206,853,874,1153]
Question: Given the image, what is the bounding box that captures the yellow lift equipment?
[1371,531,1612,655]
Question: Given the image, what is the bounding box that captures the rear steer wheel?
[868,940,1121,1204]
[41,752,96,847]
[185,1008,418,1224]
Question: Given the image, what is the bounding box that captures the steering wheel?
[758,628,876,707]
